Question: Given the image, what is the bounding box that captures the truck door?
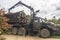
[33,18,40,31]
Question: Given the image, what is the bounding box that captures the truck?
[5,1,58,38]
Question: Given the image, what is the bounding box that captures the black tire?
[38,28,51,38]
[18,28,26,36]
[12,27,17,35]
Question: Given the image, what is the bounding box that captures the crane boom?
[8,1,35,23]
[8,1,34,13]
[8,1,40,29]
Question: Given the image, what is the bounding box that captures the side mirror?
[35,10,40,13]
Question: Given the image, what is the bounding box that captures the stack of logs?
[5,11,28,26]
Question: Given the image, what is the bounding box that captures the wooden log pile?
[5,11,28,26]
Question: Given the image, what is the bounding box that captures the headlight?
[52,27,58,31]
[47,25,58,31]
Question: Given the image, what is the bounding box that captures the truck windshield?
[40,18,45,23]
[47,22,55,25]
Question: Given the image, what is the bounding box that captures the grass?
[51,35,60,39]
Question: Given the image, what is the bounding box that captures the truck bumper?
[52,28,58,35]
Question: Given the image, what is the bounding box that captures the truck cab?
[30,17,58,37]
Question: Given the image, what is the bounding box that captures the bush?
[0,15,10,34]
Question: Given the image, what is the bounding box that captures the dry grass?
[0,36,6,40]
[1,35,60,40]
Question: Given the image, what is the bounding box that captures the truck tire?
[38,28,51,38]
[18,28,26,36]
[12,27,17,35]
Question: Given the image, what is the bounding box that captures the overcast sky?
[0,0,60,19]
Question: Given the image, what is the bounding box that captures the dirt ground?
[0,35,60,40]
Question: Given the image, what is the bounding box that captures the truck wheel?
[38,28,51,38]
[12,27,17,35]
[18,28,26,36]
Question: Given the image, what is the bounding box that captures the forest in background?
[45,16,60,24]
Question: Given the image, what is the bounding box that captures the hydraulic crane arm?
[8,1,34,13]
[8,1,40,29]
[8,1,35,24]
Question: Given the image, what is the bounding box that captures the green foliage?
[51,36,60,39]
[47,16,59,24]
[57,18,60,24]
